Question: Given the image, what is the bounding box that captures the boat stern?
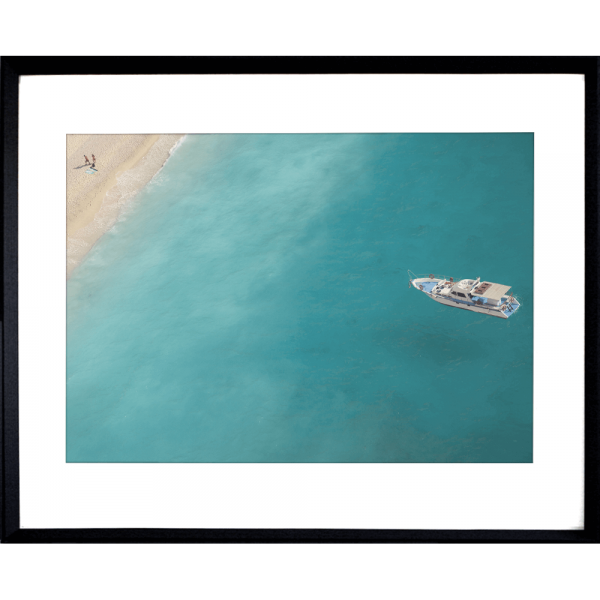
[501,297,521,318]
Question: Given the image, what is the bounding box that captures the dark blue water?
[67,133,533,462]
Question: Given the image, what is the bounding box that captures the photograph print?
[66,132,533,463]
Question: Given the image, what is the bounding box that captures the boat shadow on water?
[375,321,490,367]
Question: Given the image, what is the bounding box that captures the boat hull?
[431,295,508,318]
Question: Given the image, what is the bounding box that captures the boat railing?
[408,270,456,283]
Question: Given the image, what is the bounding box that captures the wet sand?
[66,134,184,277]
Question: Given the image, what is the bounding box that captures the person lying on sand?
[84,155,90,165]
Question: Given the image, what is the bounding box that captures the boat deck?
[418,280,438,293]
[503,300,520,318]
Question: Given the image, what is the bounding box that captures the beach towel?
[85,168,97,175]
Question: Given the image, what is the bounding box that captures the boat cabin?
[448,287,470,300]
[446,278,477,301]
[470,281,511,306]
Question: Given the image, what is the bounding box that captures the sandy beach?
[66,134,184,277]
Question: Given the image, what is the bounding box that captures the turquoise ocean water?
[67,133,533,462]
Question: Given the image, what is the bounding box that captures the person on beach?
[84,155,90,165]
[92,154,96,164]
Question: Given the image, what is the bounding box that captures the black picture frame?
[1,56,598,543]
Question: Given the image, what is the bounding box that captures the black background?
[1,56,598,543]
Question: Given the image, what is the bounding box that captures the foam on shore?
[66,134,185,278]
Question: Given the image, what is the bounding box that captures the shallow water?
[67,133,533,462]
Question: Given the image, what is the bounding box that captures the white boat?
[408,271,521,319]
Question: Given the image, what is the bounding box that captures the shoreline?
[66,134,185,278]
